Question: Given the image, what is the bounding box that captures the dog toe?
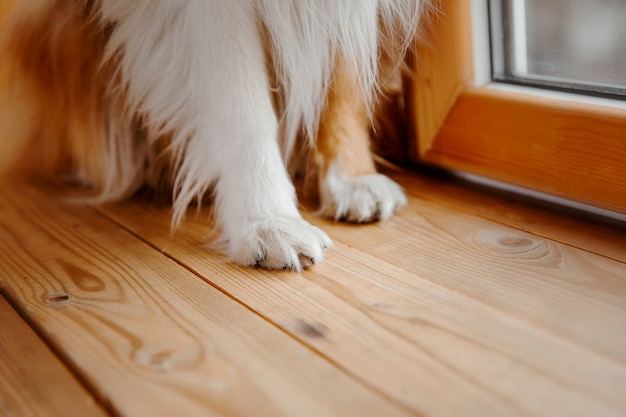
[320,173,407,224]
[233,217,331,271]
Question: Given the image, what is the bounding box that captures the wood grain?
[424,88,626,214]
[98,186,626,417]
[409,0,474,158]
[0,295,109,417]
[0,182,411,417]
[382,168,626,264]
[312,193,626,362]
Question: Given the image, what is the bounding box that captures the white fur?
[94,0,425,270]
[319,164,408,223]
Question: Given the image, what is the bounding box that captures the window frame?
[408,0,626,215]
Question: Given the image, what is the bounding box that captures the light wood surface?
[409,0,474,158]
[387,169,626,264]
[1,0,625,414]
[0,295,109,417]
[424,88,626,214]
[1,170,623,417]
[0,183,411,417]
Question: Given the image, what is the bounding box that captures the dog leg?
[104,1,330,270]
[315,59,407,223]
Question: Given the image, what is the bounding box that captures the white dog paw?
[320,173,407,223]
[230,217,332,271]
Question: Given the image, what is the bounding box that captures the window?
[410,0,626,215]
[490,0,626,98]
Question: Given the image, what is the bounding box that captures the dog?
[0,0,430,270]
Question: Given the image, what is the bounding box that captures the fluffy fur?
[0,0,429,270]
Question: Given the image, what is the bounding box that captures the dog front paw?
[230,217,332,271]
[319,173,407,223]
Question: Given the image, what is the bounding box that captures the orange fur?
[0,0,428,269]
[0,0,144,198]
[1,2,398,206]
[0,0,413,209]
[315,58,378,180]
[313,39,410,197]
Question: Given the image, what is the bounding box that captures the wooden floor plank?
[98,187,626,417]
[0,295,109,417]
[311,194,626,362]
[387,168,626,263]
[0,183,410,417]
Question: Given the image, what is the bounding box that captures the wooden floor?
[1,169,625,417]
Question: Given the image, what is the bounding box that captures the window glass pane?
[490,0,626,97]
